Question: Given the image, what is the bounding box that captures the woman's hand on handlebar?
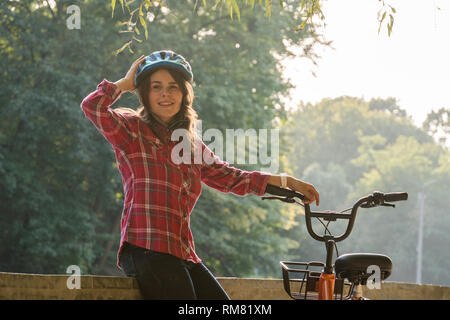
[268,174,320,206]
[288,177,320,206]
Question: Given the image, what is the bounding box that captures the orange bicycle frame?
[318,273,336,300]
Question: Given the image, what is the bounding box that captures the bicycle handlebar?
[263,185,408,243]
[382,192,408,202]
[264,184,305,200]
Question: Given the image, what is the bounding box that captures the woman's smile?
[158,101,175,107]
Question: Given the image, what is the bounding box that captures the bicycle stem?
[324,239,334,274]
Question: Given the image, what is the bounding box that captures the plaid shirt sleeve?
[200,142,271,196]
[80,79,136,148]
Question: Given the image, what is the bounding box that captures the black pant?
[119,242,230,300]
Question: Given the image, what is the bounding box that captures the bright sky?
[283,0,450,127]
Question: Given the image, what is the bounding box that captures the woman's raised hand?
[114,55,147,92]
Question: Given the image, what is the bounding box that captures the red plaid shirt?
[80,79,270,267]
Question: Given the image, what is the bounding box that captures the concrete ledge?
[216,277,291,300]
[361,281,450,300]
[1,272,449,300]
[0,272,142,300]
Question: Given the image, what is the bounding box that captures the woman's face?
[148,69,183,124]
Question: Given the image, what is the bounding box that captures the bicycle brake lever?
[361,202,395,208]
[360,202,375,208]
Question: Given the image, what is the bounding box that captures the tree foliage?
[110,0,395,54]
[284,97,450,285]
[422,107,449,147]
[0,0,322,277]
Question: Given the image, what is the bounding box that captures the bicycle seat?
[334,253,392,285]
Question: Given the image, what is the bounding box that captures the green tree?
[422,107,449,147]
[347,136,450,285]
[0,0,324,277]
[110,0,397,54]
[369,97,408,119]
[286,97,430,186]
[283,96,450,285]
[0,0,115,273]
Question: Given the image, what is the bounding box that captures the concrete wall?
[0,272,142,300]
[361,281,450,300]
[1,272,449,300]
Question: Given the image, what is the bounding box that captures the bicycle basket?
[280,260,352,300]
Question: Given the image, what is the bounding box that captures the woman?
[81,50,319,300]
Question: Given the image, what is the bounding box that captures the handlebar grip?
[265,184,305,200]
[383,192,408,202]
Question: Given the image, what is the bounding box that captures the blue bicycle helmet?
[134,50,193,86]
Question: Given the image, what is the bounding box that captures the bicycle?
[263,184,408,300]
